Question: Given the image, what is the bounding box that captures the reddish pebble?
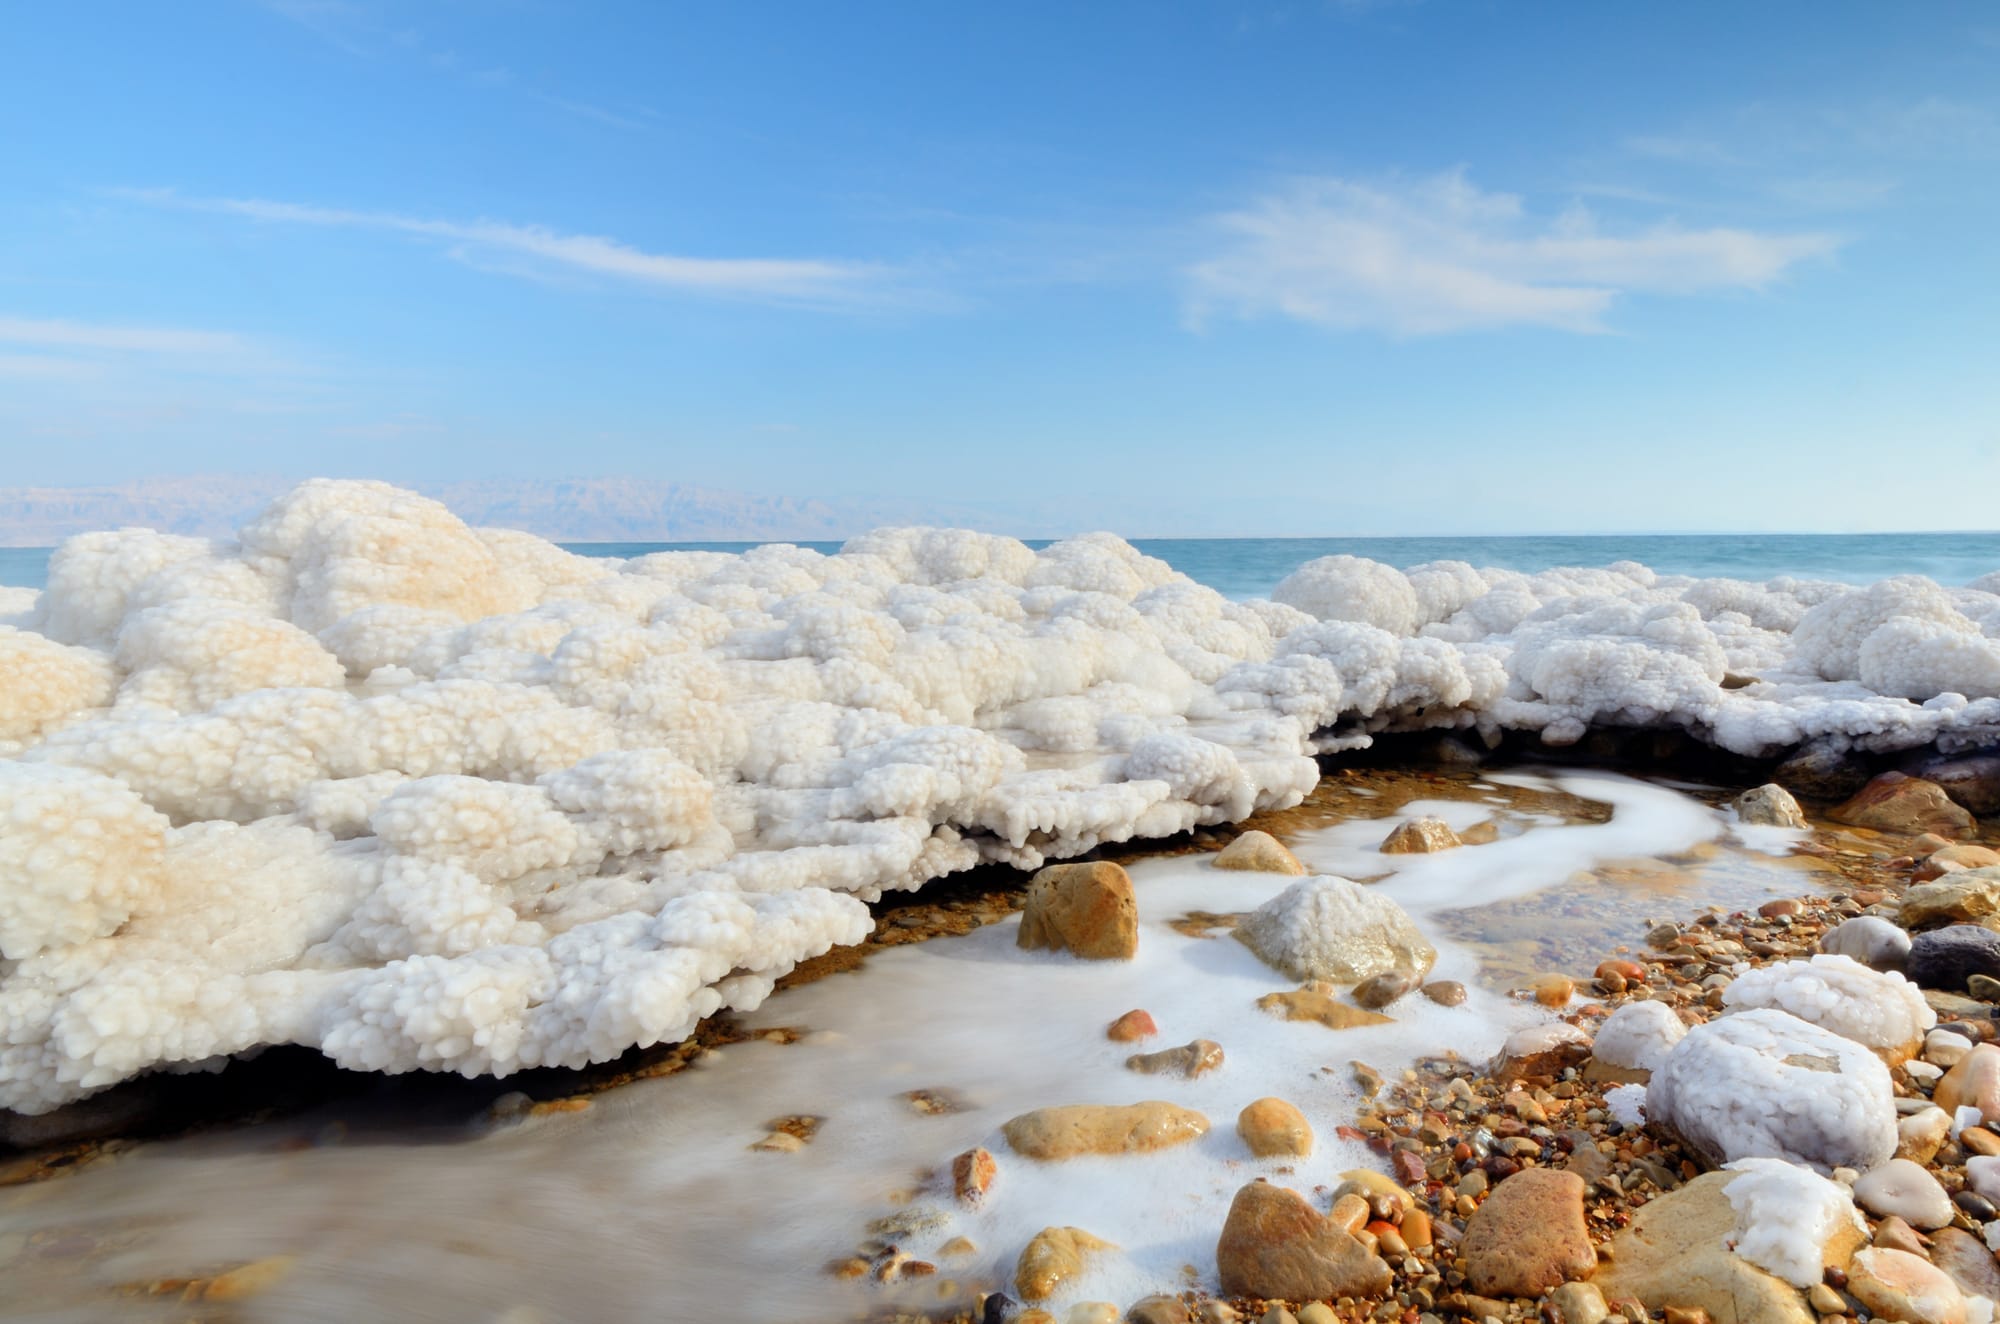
[1105,1009,1157,1042]
[1757,898,1801,919]
[951,1147,997,1204]
[1393,1149,1427,1184]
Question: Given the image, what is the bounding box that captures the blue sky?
[1,1,1996,535]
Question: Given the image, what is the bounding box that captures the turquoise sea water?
[5,532,1999,599]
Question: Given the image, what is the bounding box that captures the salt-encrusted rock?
[1720,1158,1869,1289]
[1380,816,1462,853]
[1903,870,2000,929]
[1494,1021,1592,1085]
[1918,752,2000,817]
[1931,1226,2000,1303]
[1256,983,1393,1030]
[1775,739,1872,801]
[1017,862,1138,960]
[1967,1155,2000,1205]
[1855,1158,1954,1230]
[1106,1009,1157,1042]
[1830,772,1976,838]
[1234,876,1436,984]
[1821,915,1914,972]
[1898,1107,1953,1164]
[1908,926,2000,992]
[1935,1043,2000,1124]
[1645,1008,1897,1174]
[1846,1247,1967,1324]
[1592,999,1687,1078]
[1214,1179,1392,1301]
[1592,1169,1858,1324]
[1735,783,1808,828]
[1125,1039,1224,1078]
[1014,1226,1115,1302]
[1237,1098,1313,1158]
[953,1147,997,1204]
[1213,830,1306,876]
[1547,1282,1610,1324]
[1001,1102,1209,1160]
[1462,1168,1595,1297]
[1721,955,1935,1062]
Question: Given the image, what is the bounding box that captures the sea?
[4,531,2000,599]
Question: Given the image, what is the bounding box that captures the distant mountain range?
[0,476,1023,546]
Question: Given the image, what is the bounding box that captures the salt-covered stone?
[1233,876,1436,984]
[1720,1157,1869,1288]
[1593,999,1687,1075]
[1820,915,1914,972]
[1855,1158,1955,1230]
[1735,783,1808,828]
[1722,955,1935,1061]
[1898,1107,1953,1164]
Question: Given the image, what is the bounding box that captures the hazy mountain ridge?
[0,476,1018,546]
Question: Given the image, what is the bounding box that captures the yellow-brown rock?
[1829,773,1974,838]
[952,1146,997,1204]
[1214,830,1307,875]
[1380,816,1463,854]
[1126,1039,1224,1079]
[1001,1102,1210,1160]
[1463,1168,1596,1297]
[1214,1179,1392,1301]
[1257,985,1393,1030]
[1237,1097,1313,1157]
[1014,1226,1116,1301]
[1902,870,2000,929]
[1018,862,1138,960]
[1935,1042,2000,1123]
[1846,1247,1967,1324]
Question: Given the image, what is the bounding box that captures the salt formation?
[1722,955,1936,1058]
[1591,999,1687,1074]
[1646,1008,1898,1174]
[1720,1157,1867,1288]
[1234,876,1437,983]
[10,481,2000,1113]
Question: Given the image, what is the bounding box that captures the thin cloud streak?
[0,315,246,355]
[1186,170,1838,336]
[124,189,908,308]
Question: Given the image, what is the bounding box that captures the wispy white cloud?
[0,315,247,356]
[1186,170,1837,337]
[123,190,905,308]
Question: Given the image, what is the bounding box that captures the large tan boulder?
[1903,869,2000,929]
[1214,1179,1391,1301]
[1017,861,1138,960]
[1462,1168,1596,1297]
[1001,1102,1209,1160]
[1214,830,1306,875]
[1829,773,1975,838]
[1592,1171,1861,1324]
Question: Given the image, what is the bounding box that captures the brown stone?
[1214,830,1307,875]
[1352,968,1419,1009]
[1930,1227,2000,1304]
[1380,816,1463,854]
[1002,1102,1210,1160]
[1935,1043,2000,1122]
[1126,1295,1193,1324]
[1532,973,1576,1007]
[1257,985,1392,1030]
[1126,1039,1224,1079]
[952,1146,997,1204]
[1829,773,1975,839]
[1422,980,1467,1006]
[1214,1179,1392,1302]
[1237,1097,1313,1158]
[1845,1247,1967,1324]
[1462,1168,1596,1298]
[1018,861,1139,960]
[1015,1226,1115,1301]
[1106,1009,1157,1042]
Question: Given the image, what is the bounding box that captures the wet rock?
[0,1078,166,1149]
[1124,1295,1191,1324]
[1015,1227,1115,1302]
[1901,871,2000,930]
[1214,1179,1392,1301]
[1531,973,1576,1007]
[1256,984,1393,1030]
[1908,926,2000,992]
[953,1146,997,1204]
[1929,1226,2000,1303]
[1234,876,1437,984]
[1924,1028,1974,1067]
[1829,772,1974,838]
[1854,1159,1953,1230]
[1352,968,1418,1009]
[1237,1098,1313,1158]
[1820,915,1912,971]
[1421,979,1467,1006]
[1934,1043,2000,1122]
[1018,862,1139,960]
[1002,1102,1209,1160]
[1917,752,2000,817]
[1872,1215,1928,1257]
[1845,1246,1966,1324]
[1735,784,1808,828]
[1914,844,2000,882]
[1548,1282,1610,1324]
[1592,1171,1857,1324]
[1776,738,1873,801]
[1213,830,1306,876]
[1380,815,1462,853]
[1493,1022,1592,1085]
[1462,1168,1596,1297]
[1896,1107,1952,1164]
[1106,1009,1157,1042]
[1125,1039,1224,1079]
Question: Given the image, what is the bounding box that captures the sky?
[1,1,1997,536]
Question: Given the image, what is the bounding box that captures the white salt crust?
[1721,1157,1867,1288]
[1722,955,1936,1055]
[7,480,2000,1111]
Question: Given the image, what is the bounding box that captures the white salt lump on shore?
[1234,875,1437,983]
[1646,1008,1897,1174]
[1592,999,1686,1073]
[1721,1157,1867,1288]
[1723,955,1935,1057]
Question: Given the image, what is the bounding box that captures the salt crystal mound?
[1720,1157,1867,1288]
[1592,999,1687,1073]
[1646,1007,1898,1175]
[1722,955,1936,1055]
[1234,875,1436,983]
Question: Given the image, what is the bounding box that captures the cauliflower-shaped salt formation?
[1646,1007,1896,1174]
[1723,955,1935,1058]
[1272,556,1421,636]
[0,764,169,958]
[1721,1157,1867,1288]
[0,627,114,750]
[1234,876,1437,983]
[1592,999,1686,1074]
